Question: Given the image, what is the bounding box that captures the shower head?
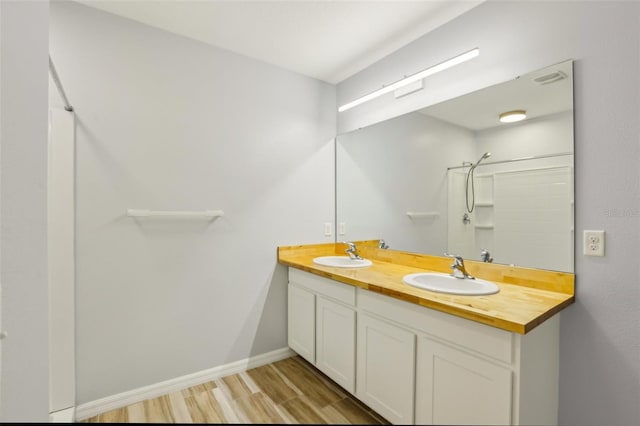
[465,152,491,214]
[471,152,491,169]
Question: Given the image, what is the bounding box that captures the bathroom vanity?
[278,242,574,425]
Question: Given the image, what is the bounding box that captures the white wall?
[0,0,50,421]
[338,1,640,425]
[50,2,335,404]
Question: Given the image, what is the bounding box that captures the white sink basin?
[313,256,372,268]
[403,272,499,296]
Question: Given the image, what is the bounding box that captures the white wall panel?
[494,167,572,271]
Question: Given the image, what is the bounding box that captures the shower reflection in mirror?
[464,152,491,214]
[448,150,573,272]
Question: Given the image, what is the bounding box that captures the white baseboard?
[75,347,295,421]
[50,407,75,423]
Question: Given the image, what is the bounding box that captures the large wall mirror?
[336,60,574,272]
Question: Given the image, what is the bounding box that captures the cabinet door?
[415,336,512,425]
[287,284,315,363]
[316,296,356,393]
[357,313,415,425]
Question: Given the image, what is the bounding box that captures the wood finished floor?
[84,355,389,424]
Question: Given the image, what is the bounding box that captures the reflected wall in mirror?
[336,60,574,272]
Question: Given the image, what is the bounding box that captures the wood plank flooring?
[84,355,389,424]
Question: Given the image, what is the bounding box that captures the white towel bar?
[126,209,224,219]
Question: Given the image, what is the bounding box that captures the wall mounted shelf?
[126,209,224,219]
[406,211,440,219]
[474,224,495,230]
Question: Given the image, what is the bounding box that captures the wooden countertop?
[278,242,575,334]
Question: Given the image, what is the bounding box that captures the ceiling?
[75,0,483,84]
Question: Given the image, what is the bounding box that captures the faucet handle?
[342,241,362,260]
[444,253,474,279]
[444,252,463,262]
[480,248,493,263]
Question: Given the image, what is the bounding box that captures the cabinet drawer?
[289,268,356,306]
[358,288,513,364]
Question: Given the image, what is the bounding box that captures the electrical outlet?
[583,230,605,256]
[324,222,332,237]
[338,222,346,236]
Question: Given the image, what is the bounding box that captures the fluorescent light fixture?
[499,110,527,123]
[338,48,479,113]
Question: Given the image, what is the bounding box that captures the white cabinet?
[287,269,357,393]
[415,336,512,425]
[287,283,315,364]
[357,313,415,425]
[316,296,356,393]
[287,268,560,426]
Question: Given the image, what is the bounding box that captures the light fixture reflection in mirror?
[335,60,574,272]
[499,109,527,123]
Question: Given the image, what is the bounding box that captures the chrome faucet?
[444,253,474,279]
[378,239,389,249]
[480,248,493,263]
[343,241,363,260]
